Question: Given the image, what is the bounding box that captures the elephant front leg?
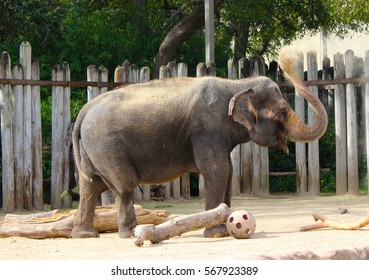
[193,144,232,238]
[203,160,233,238]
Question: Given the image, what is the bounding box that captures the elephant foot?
[203,224,229,238]
[118,228,134,238]
[71,227,100,238]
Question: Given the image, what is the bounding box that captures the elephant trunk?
[279,48,328,142]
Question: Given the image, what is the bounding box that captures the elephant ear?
[228,89,257,131]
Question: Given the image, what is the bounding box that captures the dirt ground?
[0,195,369,260]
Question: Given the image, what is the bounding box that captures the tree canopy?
[1,0,369,79]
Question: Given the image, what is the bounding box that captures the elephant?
[71,49,328,239]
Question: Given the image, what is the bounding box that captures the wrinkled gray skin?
[71,75,327,239]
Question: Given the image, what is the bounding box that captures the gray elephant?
[71,49,327,238]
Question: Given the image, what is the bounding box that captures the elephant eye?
[276,108,288,119]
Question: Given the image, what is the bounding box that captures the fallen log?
[134,203,232,247]
[300,212,369,231]
[0,205,169,239]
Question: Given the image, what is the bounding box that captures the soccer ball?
[226,210,256,239]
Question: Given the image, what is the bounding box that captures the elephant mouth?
[276,133,289,154]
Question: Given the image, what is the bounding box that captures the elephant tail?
[72,105,93,183]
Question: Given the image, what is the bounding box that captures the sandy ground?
[0,195,369,260]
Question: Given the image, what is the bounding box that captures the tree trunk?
[233,22,250,61]
[153,0,225,78]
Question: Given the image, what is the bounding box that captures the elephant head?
[228,48,328,152]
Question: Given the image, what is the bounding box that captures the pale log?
[0,205,169,239]
[300,213,369,231]
[134,203,232,247]
[4,210,61,222]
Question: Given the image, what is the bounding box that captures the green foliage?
[320,172,336,193]
[270,176,296,194]
[318,111,336,193]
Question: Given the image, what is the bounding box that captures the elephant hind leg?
[91,161,138,238]
[71,176,107,238]
[115,189,137,238]
[105,173,137,238]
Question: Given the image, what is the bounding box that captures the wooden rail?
[1,76,369,89]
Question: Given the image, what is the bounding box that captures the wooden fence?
[1,41,369,212]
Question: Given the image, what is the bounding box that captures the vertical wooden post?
[158,64,173,200]
[140,67,150,82]
[307,51,320,195]
[19,41,33,210]
[322,57,334,114]
[251,142,261,193]
[130,64,138,83]
[95,65,115,206]
[229,58,241,197]
[51,65,64,209]
[257,57,269,195]
[238,58,252,194]
[228,58,237,80]
[178,62,188,77]
[61,62,72,208]
[365,51,369,194]
[136,66,151,202]
[294,51,307,194]
[167,61,178,77]
[345,50,359,194]
[196,63,207,78]
[356,57,366,184]
[31,60,43,210]
[51,62,71,209]
[364,51,369,194]
[159,65,170,79]
[122,60,131,82]
[334,53,348,194]
[88,64,113,205]
[0,52,15,212]
[99,66,109,94]
[178,62,191,199]
[87,65,100,101]
[196,62,207,199]
[204,0,215,64]
[114,66,124,83]
[166,61,181,200]
[12,64,24,210]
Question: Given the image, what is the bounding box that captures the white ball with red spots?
[226,210,256,239]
